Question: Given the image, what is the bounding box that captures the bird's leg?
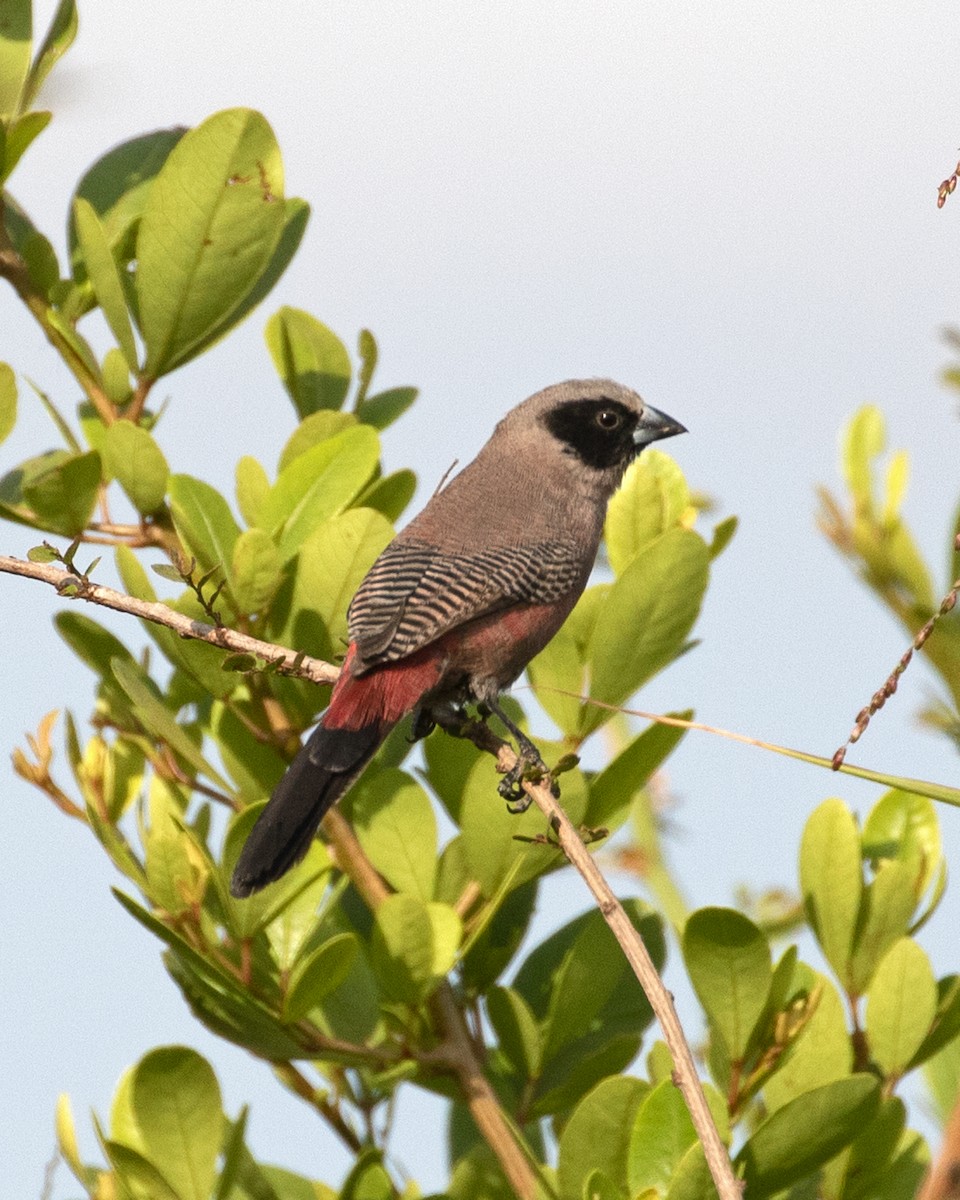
[486,699,552,812]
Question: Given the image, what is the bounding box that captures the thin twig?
[482,733,740,1200]
[0,555,338,685]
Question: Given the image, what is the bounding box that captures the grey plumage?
[230,378,685,897]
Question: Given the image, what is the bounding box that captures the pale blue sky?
[4,2,960,1194]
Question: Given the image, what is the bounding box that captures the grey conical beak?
[633,404,687,447]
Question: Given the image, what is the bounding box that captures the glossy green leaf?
[1,109,51,183]
[763,971,851,1112]
[605,450,691,576]
[73,197,138,369]
[557,1076,647,1200]
[357,386,417,430]
[848,859,917,994]
[284,933,359,1022]
[102,421,169,514]
[585,713,689,830]
[69,128,184,279]
[261,425,381,561]
[528,584,608,736]
[683,907,772,1061]
[110,657,230,789]
[277,409,356,472]
[460,879,538,993]
[532,1035,642,1119]
[735,1075,880,1198]
[265,306,352,418]
[126,1047,222,1200]
[459,751,571,897]
[355,467,417,523]
[626,1079,699,1195]
[137,108,288,377]
[21,0,76,111]
[486,985,541,1079]
[102,1140,181,1200]
[665,1143,718,1200]
[234,455,270,527]
[908,975,960,1070]
[230,527,283,614]
[370,893,435,1000]
[584,529,708,737]
[275,505,393,667]
[862,788,943,902]
[21,448,101,535]
[799,798,862,983]
[349,768,437,900]
[866,938,937,1077]
[0,0,31,116]
[0,363,18,446]
[168,473,241,590]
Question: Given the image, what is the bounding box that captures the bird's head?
[502,379,686,489]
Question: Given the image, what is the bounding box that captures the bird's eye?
[595,408,622,430]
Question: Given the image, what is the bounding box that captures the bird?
[230,379,686,897]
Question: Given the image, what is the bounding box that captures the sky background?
[4,2,960,1195]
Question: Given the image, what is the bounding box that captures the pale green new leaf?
[866,938,937,1078]
[102,422,169,514]
[265,306,352,418]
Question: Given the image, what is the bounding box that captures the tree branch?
[0,555,338,685]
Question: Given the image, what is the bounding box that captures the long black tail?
[230,720,384,898]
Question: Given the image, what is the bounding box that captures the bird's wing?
[347,539,585,667]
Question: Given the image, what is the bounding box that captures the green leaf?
[848,859,917,994]
[1,109,51,183]
[0,0,31,116]
[626,1079,699,1196]
[356,328,378,404]
[110,657,230,789]
[126,1046,222,1200]
[261,425,381,562]
[583,529,709,737]
[235,455,271,527]
[843,405,885,506]
[923,1032,960,1123]
[460,879,538,992]
[763,971,851,1111]
[265,306,352,418]
[168,472,241,589]
[22,449,101,535]
[605,450,691,576]
[526,584,607,736]
[585,714,689,830]
[666,1143,718,1200]
[277,409,356,472]
[532,1035,642,1119]
[69,128,184,279]
[683,907,772,1061]
[458,752,569,897]
[284,933,359,1022]
[734,1075,881,1198]
[230,527,283,614]
[370,894,461,1003]
[357,386,417,430]
[709,514,738,560]
[55,610,134,679]
[101,1140,181,1200]
[349,768,437,900]
[866,938,937,1077]
[486,985,541,1080]
[799,798,862,984]
[0,364,17,446]
[136,108,288,377]
[557,1076,648,1200]
[355,468,417,523]
[862,788,943,905]
[103,422,169,514]
[274,505,393,664]
[908,975,960,1070]
[73,197,139,369]
[21,0,77,111]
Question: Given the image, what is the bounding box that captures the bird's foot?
[497,748,556,811]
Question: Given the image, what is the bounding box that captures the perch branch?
[0,555,338,685]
